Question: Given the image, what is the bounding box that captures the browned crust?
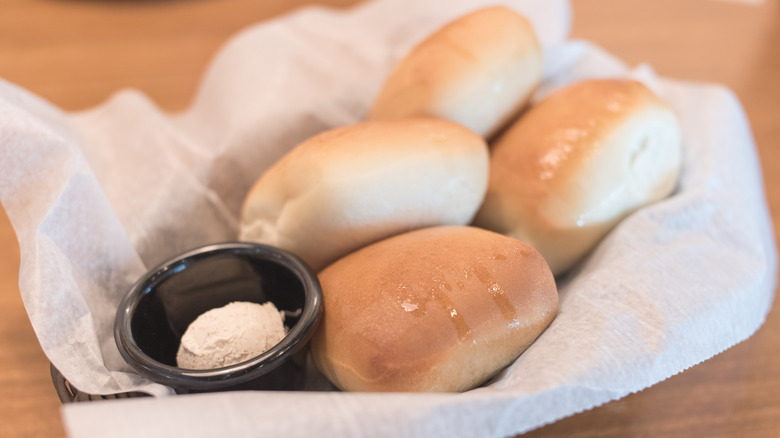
[368,6,541,136]
[489,79,670,206]
[311,226,558,392]
[473,79,679,274]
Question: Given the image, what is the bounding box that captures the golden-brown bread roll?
[473,79,683,275]
[311,226,558,392]
[239,118,489,271]
[369,6,542,138]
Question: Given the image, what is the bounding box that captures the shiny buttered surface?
[369,6,542,138]
[236,7,682,393]
[239,118,488,271]
[474,79,682,275]
[311,226,558,392]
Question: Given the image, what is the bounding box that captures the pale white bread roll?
[369,6,542,138]
[239,118,489,271]
[473,79,683,276]
[311,226,558,392]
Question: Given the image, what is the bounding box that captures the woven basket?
[50,364,148,403]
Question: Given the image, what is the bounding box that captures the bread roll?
[240,118,489,271]
[474,79,683,275]
[311,226,558,392]
[369,6,542,138]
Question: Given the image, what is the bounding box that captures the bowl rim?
[114,241,323,390]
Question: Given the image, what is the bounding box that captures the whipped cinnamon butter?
[176,301,286,370]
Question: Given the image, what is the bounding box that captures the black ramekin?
[114,242,322,393]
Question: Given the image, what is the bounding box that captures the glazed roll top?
[240,118,489,271]
[474,79,683,275]
[311,226,558,392]
[369,6,542,138]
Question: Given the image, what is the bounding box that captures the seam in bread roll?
[474,78,682,275]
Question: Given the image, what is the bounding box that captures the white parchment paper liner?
[0,0,776,436]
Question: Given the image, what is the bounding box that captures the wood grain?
[525,2,780,436]
[0,0,778,437]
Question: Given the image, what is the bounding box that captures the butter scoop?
[177,301,286,370]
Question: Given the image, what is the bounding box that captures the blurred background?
[0,0,778,437]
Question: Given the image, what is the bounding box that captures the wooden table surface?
[1,0,778,436]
